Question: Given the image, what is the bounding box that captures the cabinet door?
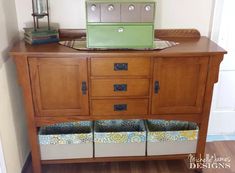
[151,57,209,114]
[29,58,89,116]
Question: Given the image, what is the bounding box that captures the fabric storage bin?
[146,120,198,156]
[38,121,93,160]
[94,120,146,157]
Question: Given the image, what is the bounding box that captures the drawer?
[39,122,93,160]
[91,58,151,76]
[91,99,148,116]
[86,3,101,22]
[94,120,146,157]
[141,3,155,22]
[101,3,121,22]
[87,24,154,48]
[146,120,198,156]
[91,79,150,97]
[121,3,141,22]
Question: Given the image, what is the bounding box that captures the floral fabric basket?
[94,120,146,157]
[38,121,93,160]
[146,120,198,156]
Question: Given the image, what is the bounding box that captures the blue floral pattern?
[147,120,198,142]
[95,120,146,144]
[39,121,93,145]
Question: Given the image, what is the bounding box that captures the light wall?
[208,0,235,135]
[0,0,30,172]
[15,0,214,36]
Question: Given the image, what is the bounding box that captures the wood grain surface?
[91,78,150,97]
[28,57,89,116]
[151,57,209,114]
[91,99,149,116]
[90,57,151,76]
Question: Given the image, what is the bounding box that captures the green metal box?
[86,0,155,49]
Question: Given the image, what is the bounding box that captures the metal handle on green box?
[118,27,124,33]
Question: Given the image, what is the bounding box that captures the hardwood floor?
[24,141,235,173]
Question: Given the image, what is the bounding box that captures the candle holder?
[32,0,50,31]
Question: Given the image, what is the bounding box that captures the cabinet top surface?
[10,36,226,57]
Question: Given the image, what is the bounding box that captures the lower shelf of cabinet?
[41,154,192,164]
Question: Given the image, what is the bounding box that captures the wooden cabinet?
[29,58,89,116]
[11,29,226,173]
[151,57,209,114]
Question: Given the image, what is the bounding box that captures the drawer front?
[101,3,121,22]
[92,99,148,116]
[121,3,141,22]
[87,3,101,22]
[87,24,154,48]
[141,3,155,22]
[91,58,151,76]
[91,79,150,97]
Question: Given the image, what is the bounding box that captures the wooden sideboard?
[10,29,226,173]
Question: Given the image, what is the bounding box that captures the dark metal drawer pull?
[114,63,128,71]
[154,81,160,94]
[114,104,127,111]
[114,84,127,91]
[81,81,87,95]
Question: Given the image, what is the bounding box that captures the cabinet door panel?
[151,57,209,114]
[29,58,89,116]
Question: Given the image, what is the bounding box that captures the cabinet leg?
[14,57,42,173]
[196,123,207,159]
[29,126,42,173]
[194,56,224,173]
[23,121,42,173]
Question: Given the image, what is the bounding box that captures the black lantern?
[32,0,50,31]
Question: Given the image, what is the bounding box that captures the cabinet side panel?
[14,56,42,173]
